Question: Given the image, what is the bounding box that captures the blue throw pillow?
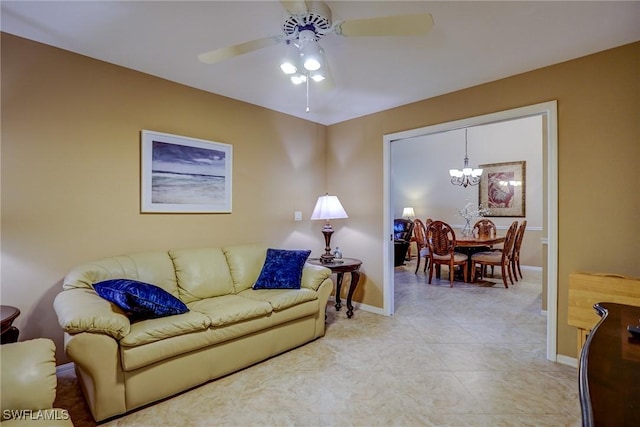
[94,279,188,320]
[253,248,311,290]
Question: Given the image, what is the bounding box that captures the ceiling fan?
[198,1,434,87]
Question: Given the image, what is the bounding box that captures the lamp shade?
[402,207,415,218]
[310,194,348,220]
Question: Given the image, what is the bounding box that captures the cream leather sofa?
[53,244,332,422]
[0,338,74,426]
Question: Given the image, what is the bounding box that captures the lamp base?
[320,222,335,263]
[319,253,336,264]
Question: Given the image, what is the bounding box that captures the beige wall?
[326,41,640,359]
[2,32,638,362]
[1,34,327,362]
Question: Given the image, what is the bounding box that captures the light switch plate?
[294,211,302,221]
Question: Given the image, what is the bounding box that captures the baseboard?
[328,297,386,317]
[556,354,578,368]
[353,302,386,316]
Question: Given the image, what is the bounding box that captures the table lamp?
[402,207,415,220]
[310,194,348,263]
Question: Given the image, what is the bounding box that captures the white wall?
[391,115,543,265]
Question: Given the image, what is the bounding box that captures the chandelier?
[449,129,483,187]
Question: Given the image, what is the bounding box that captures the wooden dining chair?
[470,220,519,288]
[472,218,497,240]
[412,218,429,274]
[511,220,527,281]
[425,220,468,286]
[472,218,497,276]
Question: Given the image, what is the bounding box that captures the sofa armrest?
[0,339,57,417]
[54,288,130,340]
[301,264,332,291]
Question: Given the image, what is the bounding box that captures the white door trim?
[382,100,558,361]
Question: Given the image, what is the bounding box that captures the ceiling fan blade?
[337,13,434,37]
[280,0,309,15]
[198,36,281,64]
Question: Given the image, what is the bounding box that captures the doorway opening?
[382,101,558,361]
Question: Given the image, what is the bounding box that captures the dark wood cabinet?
[579,303,640,427]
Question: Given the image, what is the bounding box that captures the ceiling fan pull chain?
[306,72,310,113]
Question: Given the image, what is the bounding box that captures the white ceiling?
[2,1,639,125]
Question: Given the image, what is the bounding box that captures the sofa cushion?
[120,314,274,371]
[253,248,311,290]
[188,294,273,327]
[120,311,211,347]
[169,248,235,303]
[63,251,179,296]
[239,288,318,311]
[223,244,268,293]
[94,279,188,320]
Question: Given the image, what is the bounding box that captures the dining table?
[455,234,505,248]
[455,233,506,282]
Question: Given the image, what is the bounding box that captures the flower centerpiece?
[457,202,491,237]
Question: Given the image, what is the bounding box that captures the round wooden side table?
[308,257,362,318]
[1,305,20,344]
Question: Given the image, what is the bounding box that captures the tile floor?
[55,260,581,426]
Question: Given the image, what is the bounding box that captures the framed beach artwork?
[478,161,526,217]
[141,130,232,213]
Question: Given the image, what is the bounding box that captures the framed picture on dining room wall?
[478,161,526,217]
[141,130,232,213]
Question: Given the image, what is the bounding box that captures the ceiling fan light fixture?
[290,74,307,85]
[280,61,297,74]
[280,41,300,75]
[304,57,321,71]
[310,72,325,82]
[299,34,324,71]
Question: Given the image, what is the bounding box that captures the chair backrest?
[426,220,457,256]
[500,221,520,261]
[473,219,497,239]
[393,218,414,242]
[412,218,427,249]
[513,220,527,255]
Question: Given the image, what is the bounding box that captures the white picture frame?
[141,130,232,213]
